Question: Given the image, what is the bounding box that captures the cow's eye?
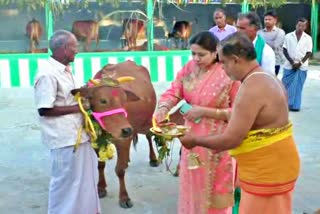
[100,99,108,104]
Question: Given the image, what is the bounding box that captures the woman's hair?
[189,31,219,53]
[220,32,256,61]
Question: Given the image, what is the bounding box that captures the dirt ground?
[0,67,319,214]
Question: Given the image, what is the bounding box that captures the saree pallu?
[229,123,300,213]
[282,68,307,110]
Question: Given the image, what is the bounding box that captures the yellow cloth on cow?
[229,123,300,196]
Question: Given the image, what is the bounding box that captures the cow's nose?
[121,128,133,138]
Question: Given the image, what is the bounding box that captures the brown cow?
[168,20,192,49]
[122,18,146,49]
[71,60,158,208]
[128,41,169,51]
[26,18,43,53]
[71,20,100,52]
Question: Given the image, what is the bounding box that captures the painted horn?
[117,76,136,83]
[88,79,100,87]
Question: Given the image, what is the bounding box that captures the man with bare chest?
[179,32,300,213]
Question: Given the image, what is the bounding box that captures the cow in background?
[122,18,146,49]
[168,20,193,49]
[128,41,169,51]
[26,18,43,53]
[71,20,100,52]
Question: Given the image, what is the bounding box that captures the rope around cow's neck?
[74,92,116,162]
[74,92,97,152]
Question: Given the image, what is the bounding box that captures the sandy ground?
[0,67,319,214]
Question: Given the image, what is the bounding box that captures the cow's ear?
[124,90,140,102]
[71,87,93,98]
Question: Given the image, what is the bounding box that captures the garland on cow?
[74,76,137,161]
[74,88,116,161]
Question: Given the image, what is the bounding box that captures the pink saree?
[158,61,240,214]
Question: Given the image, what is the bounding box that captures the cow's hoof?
[98,189,107,198]
[149,160,159,167]
[119,199,133,208]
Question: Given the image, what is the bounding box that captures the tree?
[0,0,136,15]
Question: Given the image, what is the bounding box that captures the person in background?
[237,12,275,74]
[179,32,300,214]
[282,17,313,112]
[258,10,286,76]
[209,8,237,41]
[34,30,101,214]
[154,31,240,214]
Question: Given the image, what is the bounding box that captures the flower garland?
[89,112,116,162]
[75,92,116,162]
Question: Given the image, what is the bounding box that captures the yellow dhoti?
[229,123,300,213]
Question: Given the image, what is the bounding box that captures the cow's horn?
[117,76,135,83]
[88,79,100,87]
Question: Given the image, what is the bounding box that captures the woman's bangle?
[216,108,229,118]
[216,108,221,117]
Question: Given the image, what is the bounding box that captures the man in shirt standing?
[209,8,237,41]
[236,12,276,74]
[282,18,313,112]
[258,10,285,76]
[34,30,101,214]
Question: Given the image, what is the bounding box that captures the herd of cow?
[25,18,193,53]
[71,60,184,208]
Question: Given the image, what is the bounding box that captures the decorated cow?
[71,60,158,208]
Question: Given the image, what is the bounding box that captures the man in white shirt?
[34,30,101,214]
[282,18,313,111]
[236,12,276,74]
[258,10,286,76]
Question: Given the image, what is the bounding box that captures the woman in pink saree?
[154,31,240,214]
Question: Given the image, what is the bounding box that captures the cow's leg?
[133,37,137,49]
[95,149,108,198]
[85,38,91,52]
[173,146,182,177]
[128,38,132,49]
[98,161,108,198]
[115,140,133,208]
[146,133,159,167]
[30,40,35,53]
[183,39,188,49]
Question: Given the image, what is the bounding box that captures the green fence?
[0,51,191,88]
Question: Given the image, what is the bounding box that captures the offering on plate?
[150,121,189,138]
[150,118,190,164]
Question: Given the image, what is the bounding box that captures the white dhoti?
[48,142,101,214]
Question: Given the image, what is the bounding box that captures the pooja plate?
[150,123,190,138]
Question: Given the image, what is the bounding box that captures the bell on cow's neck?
[187,151,202,170]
